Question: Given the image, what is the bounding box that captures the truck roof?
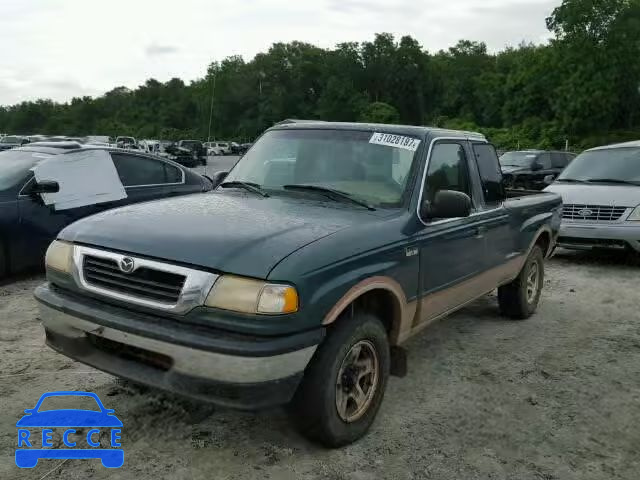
[270,121,486,141]
[588,140,640,151]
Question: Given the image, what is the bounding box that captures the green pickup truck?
[35,122,562,446]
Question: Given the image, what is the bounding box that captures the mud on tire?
[498,245,545,319]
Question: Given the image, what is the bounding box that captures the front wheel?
[498,245,544,319]
[291,312,390,447]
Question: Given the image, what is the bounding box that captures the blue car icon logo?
[16,391,123,468]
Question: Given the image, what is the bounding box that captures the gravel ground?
[1,250,639,479]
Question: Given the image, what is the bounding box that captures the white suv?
[204,141,231,156]
[545,140,640,252]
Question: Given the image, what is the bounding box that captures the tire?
[498,245,544,319]
[291,313,390,447]
[0,239,7,278]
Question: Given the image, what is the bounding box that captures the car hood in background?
[544,183,640,207]
[59,192,375,278]
[500,165,527,174]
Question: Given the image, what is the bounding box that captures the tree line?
[1,0,639,151]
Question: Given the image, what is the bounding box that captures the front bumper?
[35,283,322,409]
[558,221,640,252]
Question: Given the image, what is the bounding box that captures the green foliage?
[1,0,639,150]
[358,102,400,124]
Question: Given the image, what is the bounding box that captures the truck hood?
[544,183,640,207]
[59,192,374,278]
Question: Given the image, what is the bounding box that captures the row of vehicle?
[1,134,252,161]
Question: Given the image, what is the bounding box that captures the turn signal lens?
[258,285,299,314]
[45,240,73,273]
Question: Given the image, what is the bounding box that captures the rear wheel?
[498,245,544,319]
[0,238,8,278]
[291,312,390,447]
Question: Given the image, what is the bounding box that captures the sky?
[0,0,558,106]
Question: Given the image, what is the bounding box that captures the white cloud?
[145,43,180,56]
[0,0,557,105]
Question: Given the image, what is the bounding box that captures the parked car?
[177,140,207,165]
[500,150,576,190]
[139,139,162,155]
[0,145,212,278]
[239,143,252,155]
[204,141,231,156]
[229,142,243,155]
[85,135,111,145]
[115,136,137,149]
[163,142,200,167]
[545,140,640,252]
[0,135,30,152]
[203,142,221,156]
[34,122,561,447]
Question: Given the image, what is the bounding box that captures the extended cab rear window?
[472,143,504,206]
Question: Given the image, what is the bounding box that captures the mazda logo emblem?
[577,209,593,217]
[119,257,135,273]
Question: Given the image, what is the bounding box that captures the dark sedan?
[0,145,212,277]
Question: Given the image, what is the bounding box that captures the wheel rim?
[526,261,539,304]
[335,340,379,423]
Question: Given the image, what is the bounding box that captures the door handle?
[475,226,488,238]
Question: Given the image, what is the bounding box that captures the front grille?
[82,255,186,304]
[562,204,628,222]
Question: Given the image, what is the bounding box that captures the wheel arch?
[322,276,415,346]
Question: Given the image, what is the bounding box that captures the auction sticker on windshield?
[369,132,421,152]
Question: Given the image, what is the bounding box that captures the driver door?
[413,140,486,330]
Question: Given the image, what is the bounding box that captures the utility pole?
[207,73,216,142]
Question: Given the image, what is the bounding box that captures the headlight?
[45,240,73,273]
[628,205,640,221]
[205,275,298,314]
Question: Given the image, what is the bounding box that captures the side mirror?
[421,190,472,220]
[531,162,543,171]
[31,180,60,195]
[211,171,228,188]
[543,174,555,185]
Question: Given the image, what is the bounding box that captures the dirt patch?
[1,251,639,479]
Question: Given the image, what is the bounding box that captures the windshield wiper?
[585,178,640,186]
[556,178,588,183]
[219,181,270,197]
[283,184,376,211]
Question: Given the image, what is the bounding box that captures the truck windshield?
[499,152,537,167]
[224,129,420,207]
[558,147,640,183]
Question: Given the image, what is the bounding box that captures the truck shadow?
[551,248,640,267]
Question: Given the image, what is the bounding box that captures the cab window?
[424,142,471,204]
